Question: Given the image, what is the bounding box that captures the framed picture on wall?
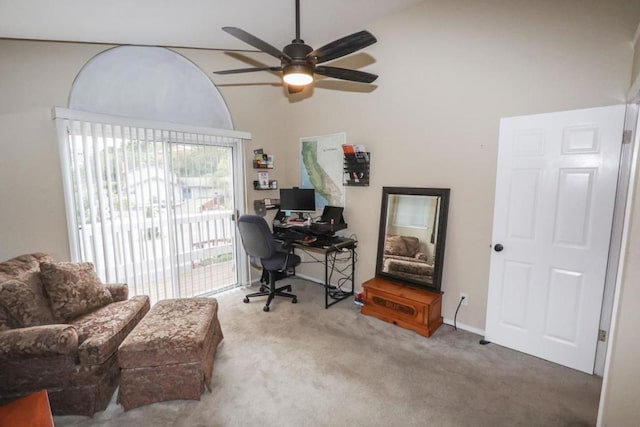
[258,171,269,188]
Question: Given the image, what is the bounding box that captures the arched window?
[54,46,251,302]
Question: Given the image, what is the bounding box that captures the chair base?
[244,271,297,312]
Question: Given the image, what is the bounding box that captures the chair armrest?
[274,239,293,253]
[105,283,129,301]
[0,325,78,360]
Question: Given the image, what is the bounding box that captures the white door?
[485,105,625,374]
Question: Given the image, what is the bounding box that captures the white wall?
[632,24,640,87]
[0,41,101,260]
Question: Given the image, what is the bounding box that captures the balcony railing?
[78,209,236,303]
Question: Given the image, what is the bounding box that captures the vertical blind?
[55,112,249,303]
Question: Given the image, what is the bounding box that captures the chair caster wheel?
[263,305,270,312]
[292,297,297,304]
[243,297,249,303]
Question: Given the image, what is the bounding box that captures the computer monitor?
[279,188,316,216]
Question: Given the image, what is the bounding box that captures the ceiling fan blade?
[314,66,378,83]
[308,30,377,64]
[214,66,283,75]
[287,85,305,94]
[222,27,292,62]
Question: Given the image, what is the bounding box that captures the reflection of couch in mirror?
[382,235,434,284]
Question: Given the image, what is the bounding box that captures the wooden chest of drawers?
[361,277,443,337]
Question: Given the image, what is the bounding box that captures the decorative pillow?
[384,235,409,256]
[40,262,113,321]
[402,236,420,257]
[0,271,56,327]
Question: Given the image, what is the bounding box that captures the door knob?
[494,244,504,252]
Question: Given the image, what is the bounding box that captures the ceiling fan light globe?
[283,72,313,86]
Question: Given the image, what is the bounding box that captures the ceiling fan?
[214,0,378,94]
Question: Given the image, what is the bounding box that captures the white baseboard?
[246,273,324,286]
[292,272,323,284]
[442,318,485,336]
[292,274,487,336]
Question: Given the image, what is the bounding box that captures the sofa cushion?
[70,295,150,366]
[0,271,55,327]
[40,262,113,322]
[0,305,19,331]
[118,298,220,369]
[0,253,52,283]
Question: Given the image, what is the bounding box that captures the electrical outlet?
[459,292,468,306]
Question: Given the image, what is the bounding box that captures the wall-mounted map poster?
[299,132,346,209]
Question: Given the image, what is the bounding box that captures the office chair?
[237,215,301,312]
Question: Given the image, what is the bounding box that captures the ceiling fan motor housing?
[282,42,315,85]
[283,42,314,63]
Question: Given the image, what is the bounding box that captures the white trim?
[295,272,322,284]
[629,24,640,102]
[301,273,489,336]
[54,118,81,261]
[52,107,252,140]
[235,142,250,287]
[629,77,640,103]
[443,318,486,336]
[597,101,640,426]
[594,103,639,376]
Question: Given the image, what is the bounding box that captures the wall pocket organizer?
[343,152,370,186]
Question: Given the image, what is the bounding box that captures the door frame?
[594,101,639,375]
[597,90,640,423]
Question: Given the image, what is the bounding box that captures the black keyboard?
[274,229,308,241]
[312,236,354,248]
[313,236,335,247]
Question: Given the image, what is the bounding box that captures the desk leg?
[351,246,355,294]
[325,250,329,309]
[324,245,356,309]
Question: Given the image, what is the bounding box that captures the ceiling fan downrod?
[295,0,302,43]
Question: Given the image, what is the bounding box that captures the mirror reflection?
[376,187,449,293]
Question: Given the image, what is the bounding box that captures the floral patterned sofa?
[0,253,150,416]
[383,235,434,283]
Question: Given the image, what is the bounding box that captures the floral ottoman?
[117,298,223,410]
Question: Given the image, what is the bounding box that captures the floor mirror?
[375,187,450,293]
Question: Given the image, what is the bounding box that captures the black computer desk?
[273,226,356,309]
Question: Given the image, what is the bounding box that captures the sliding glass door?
[55,109,249,303]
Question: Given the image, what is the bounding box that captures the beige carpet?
[55,278,601,427]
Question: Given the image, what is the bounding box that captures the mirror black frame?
[375,187,450,293]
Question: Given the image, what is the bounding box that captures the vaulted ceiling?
[0,0,423,50]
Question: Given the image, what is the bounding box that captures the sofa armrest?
[415,252,429,262]
[0,325,78,360]
[105,283,128,302]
